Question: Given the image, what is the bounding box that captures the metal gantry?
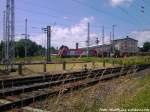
[3,0,15,71]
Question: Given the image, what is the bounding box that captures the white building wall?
[114,38,138,53]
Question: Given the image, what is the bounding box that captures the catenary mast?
[4,0,15,71]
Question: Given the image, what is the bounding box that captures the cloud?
[15,16,112,49]
[17,17,150,49]
[27,16,101,49]
[130,30,150,47]
[63,16,69,20]
[51,17,93,48]
[110,0,133,6]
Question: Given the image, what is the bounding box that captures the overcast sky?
[0,0,150,48]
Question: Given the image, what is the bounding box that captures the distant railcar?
[58,46,97,57]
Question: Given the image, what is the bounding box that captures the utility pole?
[4,0,15,71]
[102,26,105,56]
[87,22,90,57]
[112,25,116,55]
[47,26,51,62]
[6,0,11,65]
[25,18,28,61]
[3,11,6,62]
[110,32,112,44]
[10,0,15,65]
[110,32,112,57]
[102,26,105,67]
[21,18,30,62]
[42,28,47,60]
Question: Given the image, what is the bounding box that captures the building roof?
[79,44,111,49]
[113,36,138,42]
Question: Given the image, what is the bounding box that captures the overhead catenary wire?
[16,8,112,30]
[1,0,149,30]
[141,0,150,8]
[116,6,142,25]
[131,0,150,26]
[71,0,141,27]
[16,0,142,28]
[20,0,75,18]
[8,0,143,35]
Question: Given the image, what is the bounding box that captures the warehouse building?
[86,36,138,56]
[113,36,138,56]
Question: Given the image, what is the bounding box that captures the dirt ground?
[0,62,113,80]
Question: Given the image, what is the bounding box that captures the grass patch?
[121,74,150,109]
[100,71,150,110]
[15,56,150,66]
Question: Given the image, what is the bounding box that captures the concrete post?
[18,64,22,75]
[62,61,66,70]
[43,63,47,72]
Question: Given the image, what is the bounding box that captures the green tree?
[0,41,5,60]
[0,39,57,59]
[15,39,45,57]
[143,42,150,52]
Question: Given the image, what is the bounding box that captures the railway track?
[0,67,134,97]
[0,66,128,89]
[0,64,149,111]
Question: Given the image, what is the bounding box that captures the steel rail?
[0,64,149,111]
[0,67,130,97]
[0,67,125,88]
[0,64,149,89]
